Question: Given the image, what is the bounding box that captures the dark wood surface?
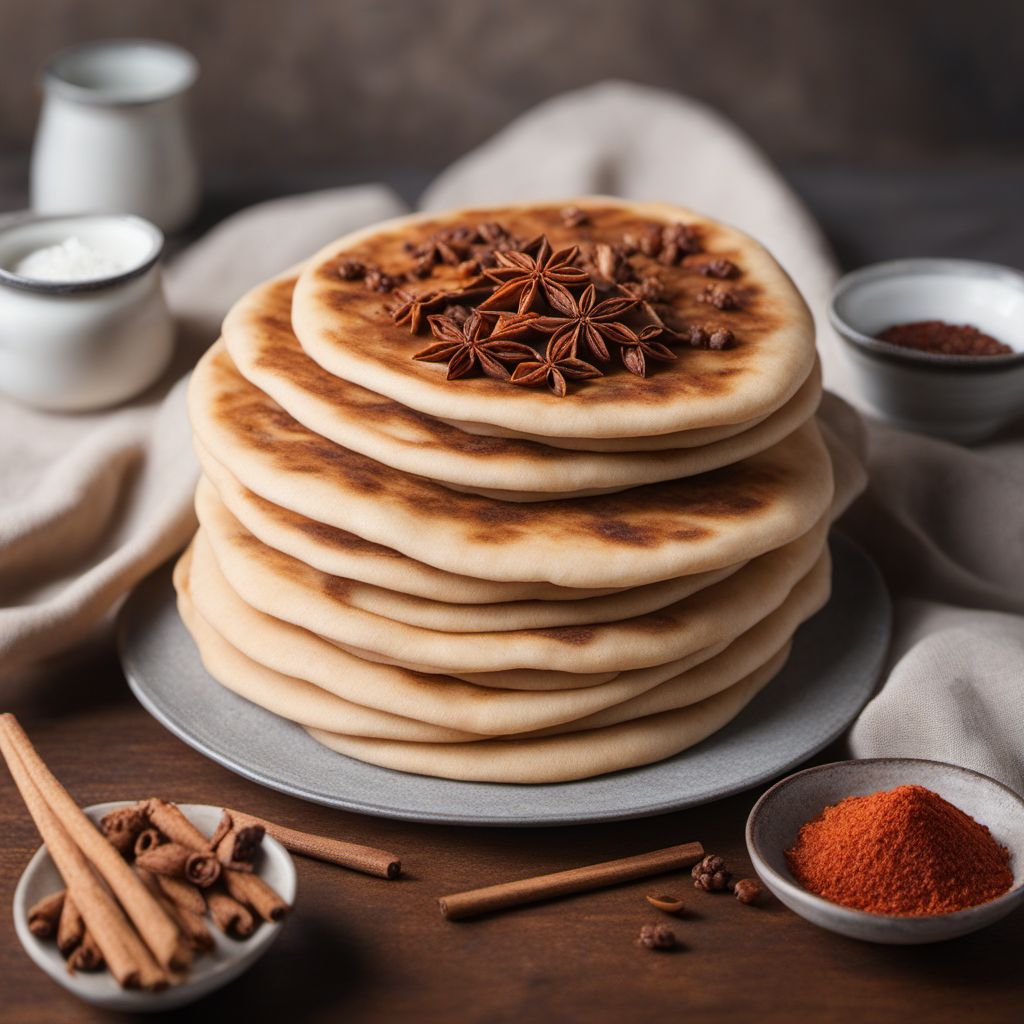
[2,636,1023,1024]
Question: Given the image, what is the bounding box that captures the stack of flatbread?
[177,198,860,783]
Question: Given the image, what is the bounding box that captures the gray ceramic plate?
[118,533,890,827]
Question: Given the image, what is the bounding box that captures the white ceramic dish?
[12,802,296,1012]
[829,258,1024,443]
[746,759,1024,944]
[0,212,174,411]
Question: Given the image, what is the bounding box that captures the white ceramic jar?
[31,39,200,234]
[0,214,175,411]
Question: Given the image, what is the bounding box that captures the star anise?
[391,289,444,333]
[529,283,638,363]
[510,333,602,398]
[479,237,590,314]
[414,310,536,381]
[618,324,677,378]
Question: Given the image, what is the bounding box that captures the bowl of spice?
[828,258,1024,443]
[746,759,1024,944]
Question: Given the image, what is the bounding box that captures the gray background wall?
[2,0,1023,196]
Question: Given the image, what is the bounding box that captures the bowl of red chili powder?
[746,759,1024,943]
[829,258,1024,444]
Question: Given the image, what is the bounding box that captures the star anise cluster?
[374,220,739,396]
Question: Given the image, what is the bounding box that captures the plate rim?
[118,532,891,827]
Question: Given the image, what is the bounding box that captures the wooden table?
[2,636,1022,1024]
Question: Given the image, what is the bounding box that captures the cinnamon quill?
[224,808,401,879]
[27,890,65,939]
[0,719,167,990]
[439,841,705,920]
[0,715,186,973]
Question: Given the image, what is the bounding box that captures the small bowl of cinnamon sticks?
[12,797,297,1012]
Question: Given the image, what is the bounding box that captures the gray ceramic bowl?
[829,259,1024,444]
[746,759,1024,944]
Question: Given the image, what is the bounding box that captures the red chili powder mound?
[785,784,1014,916]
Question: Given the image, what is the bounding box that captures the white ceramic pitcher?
[31,39,200,234]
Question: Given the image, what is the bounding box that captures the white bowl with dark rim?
[0,212,174,410]
[12,802,296,1012]
[746,759,1024,944]
[829,258,1024,443]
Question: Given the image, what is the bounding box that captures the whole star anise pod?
[414,310,536,381]
[530,283,638,363]
[391,289,444,333]
[510,333,602,398]
[479,236,590,314]
[618,324,677,378]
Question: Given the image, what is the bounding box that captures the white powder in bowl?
[14,236,130,282]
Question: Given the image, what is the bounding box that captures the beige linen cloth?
[3,82,1020,794]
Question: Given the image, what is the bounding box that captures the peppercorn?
[732,878,763,905]
[708,329,735,350]
[692,854,732,892]
[638,924,676,950]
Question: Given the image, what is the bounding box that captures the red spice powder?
[785,784,1013,916]
[876,320,1012,356]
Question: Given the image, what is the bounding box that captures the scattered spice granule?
[785,784,1013,916]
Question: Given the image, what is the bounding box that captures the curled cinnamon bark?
[206,890,256,939]
[0,716,184,975]
[135,842,220,889]
[27,890,65,939]
[154,875,206,917]
[137,869,214,954]
[56,895,85,956]
[134,828,163,856]
[215,821,265,873]
[225,807,400,879]
[67,931,105,973]
[0,717,168,990]
[100,805,149,858]
[145,799,289,922]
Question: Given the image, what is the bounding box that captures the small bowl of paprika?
[746,758,1024,944]
[829,258,1024,444]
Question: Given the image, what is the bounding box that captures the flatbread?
[198,444,622,604]
[192,500,829,674]
[291,197,817,440]
[194,476,747,631]
[188,342,834,588]
[224,273,821,500]
[306,648,787,783]
[176,542,826,738]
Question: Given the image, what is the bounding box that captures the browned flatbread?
[224,272,821,499]
[188,343,834,589]
[291,198,817,439]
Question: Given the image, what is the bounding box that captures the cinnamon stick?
[99,805,148,858]
[145,799,289,922]
[223,869,289,923]
[439,842,705,921]
[205,890,256,938]
[28,890,65,939]
[67,930,105,973]
[0,715,186,973]
[225,808,401,879]
[56,894,85,956]
[0,722,166,990]
[135,842,220,888]
[214,818,264,873]
[137,869,214,954]
[134,828,163,856]
[155,875,206,917]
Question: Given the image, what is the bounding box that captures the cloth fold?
[3,81,1021,793]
